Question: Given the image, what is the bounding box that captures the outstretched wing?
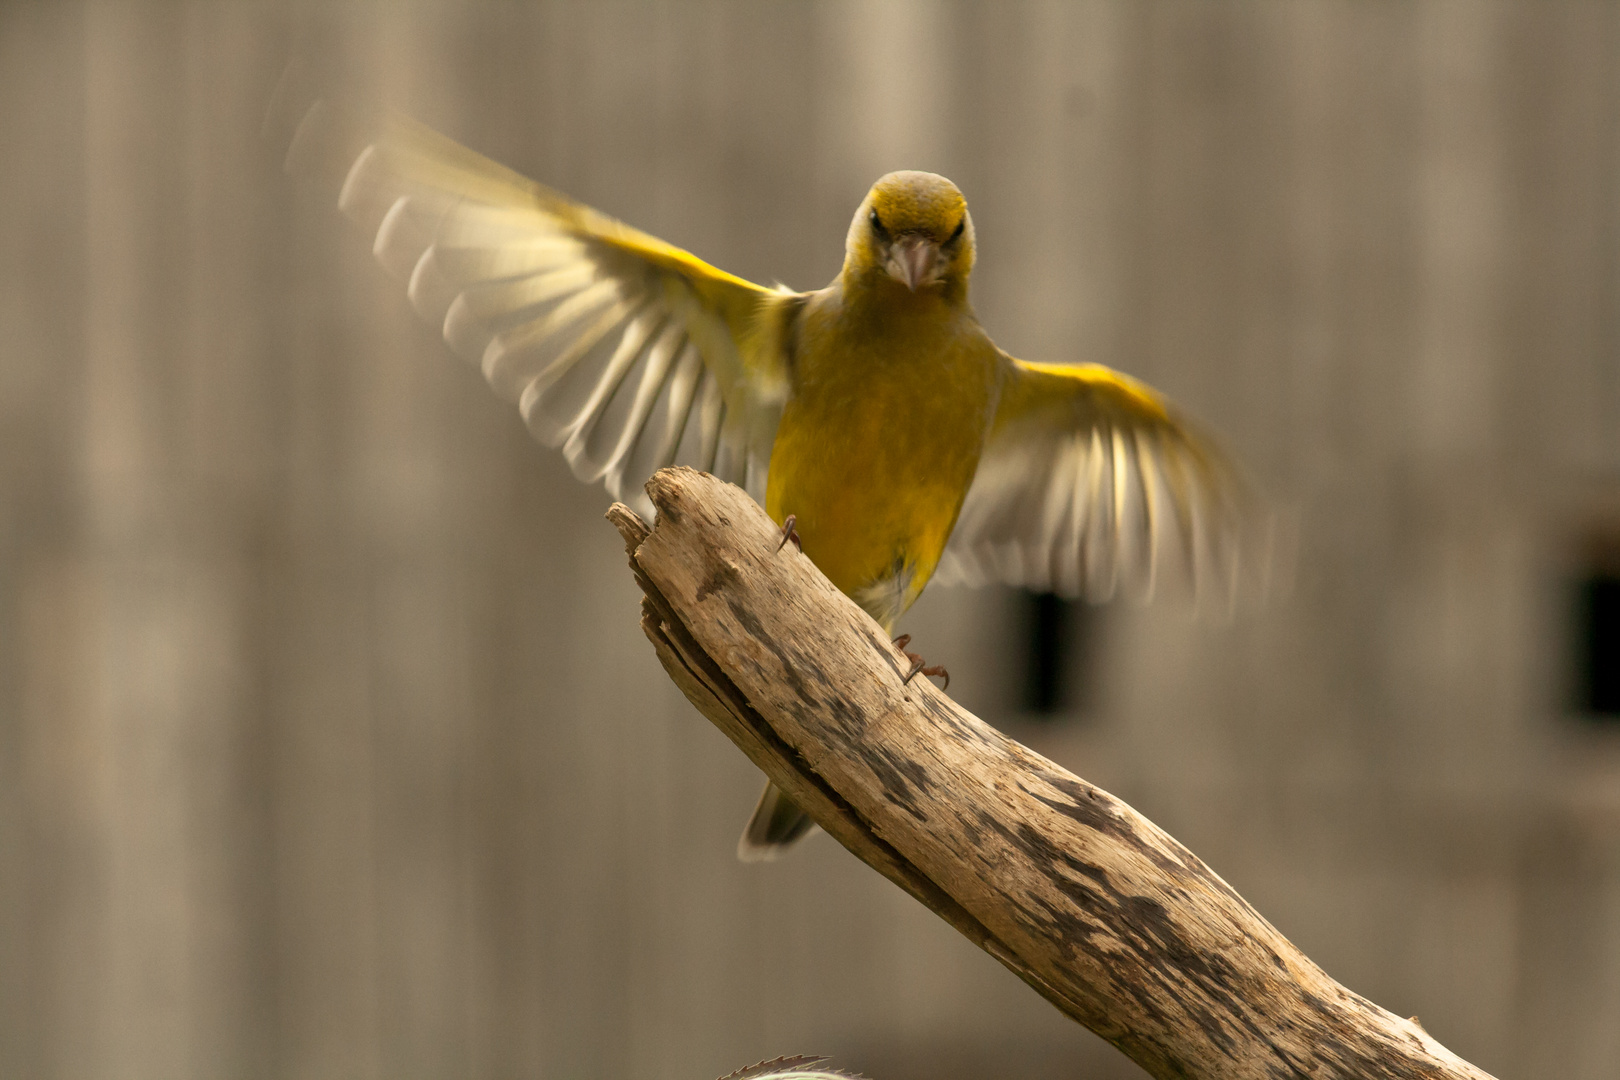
[935,358,1265,609]
[271,78,794,520]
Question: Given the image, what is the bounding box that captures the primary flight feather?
[275,84,1259,861]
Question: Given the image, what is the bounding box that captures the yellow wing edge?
[995,357,1173,431]
[371,109,776,310]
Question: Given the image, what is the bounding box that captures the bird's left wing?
[274,84,793,520]
[936,357,1265,608]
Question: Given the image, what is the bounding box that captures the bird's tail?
[737,780,818,861]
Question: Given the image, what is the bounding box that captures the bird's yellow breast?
[765,291,1001,629]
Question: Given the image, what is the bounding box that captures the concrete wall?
[1,3,1617,1078]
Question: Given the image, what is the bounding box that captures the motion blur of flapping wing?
[265,65,798,524]
[935,357,1277,615]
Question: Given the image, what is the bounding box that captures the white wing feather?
[275,90,787,521]
[936,359,1263,611]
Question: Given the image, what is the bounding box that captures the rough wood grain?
[608,468,1497,1080]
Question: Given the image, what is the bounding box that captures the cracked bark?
[608,467,1496,1080]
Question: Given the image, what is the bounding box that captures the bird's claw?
[776,514,802,552]
[899,645,949,691]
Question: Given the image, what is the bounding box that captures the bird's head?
[844,171,975,299]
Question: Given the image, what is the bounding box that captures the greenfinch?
[277,88,1258,861]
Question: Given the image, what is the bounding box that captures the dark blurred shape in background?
[1575,531,1620,719]
[1,3,1618,1080]
[1577,576,1620,716]
[1025,592,1073,716]
[1021,592,1094,718]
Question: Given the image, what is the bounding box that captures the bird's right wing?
[936,357,1268,609]
[270,77,797,520]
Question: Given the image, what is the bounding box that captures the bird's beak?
[888,236,940,292]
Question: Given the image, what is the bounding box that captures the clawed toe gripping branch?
[608,467,1495,1080]
[892,634,948,691]
[776,513,802,552]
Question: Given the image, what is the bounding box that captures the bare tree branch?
[608,467,1495,1080]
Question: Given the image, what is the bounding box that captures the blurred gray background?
[3,2,1619,1078]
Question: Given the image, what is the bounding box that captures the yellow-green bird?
[277,88,1258,861]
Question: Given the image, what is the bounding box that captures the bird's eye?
[868,208,887,236]
[947,217,966,243]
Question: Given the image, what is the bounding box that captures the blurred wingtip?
[261,59,305,147]
[719,1057,868,1080]
[718,1058,829,1080]
[263,57,390,192]
[262,58,342,161]
[1257,499,1302,606]
[263,58,348,189]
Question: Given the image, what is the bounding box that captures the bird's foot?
[897,637,949,691]
[776,514,802,552]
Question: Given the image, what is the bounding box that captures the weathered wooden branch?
[609,467,1495,1080]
